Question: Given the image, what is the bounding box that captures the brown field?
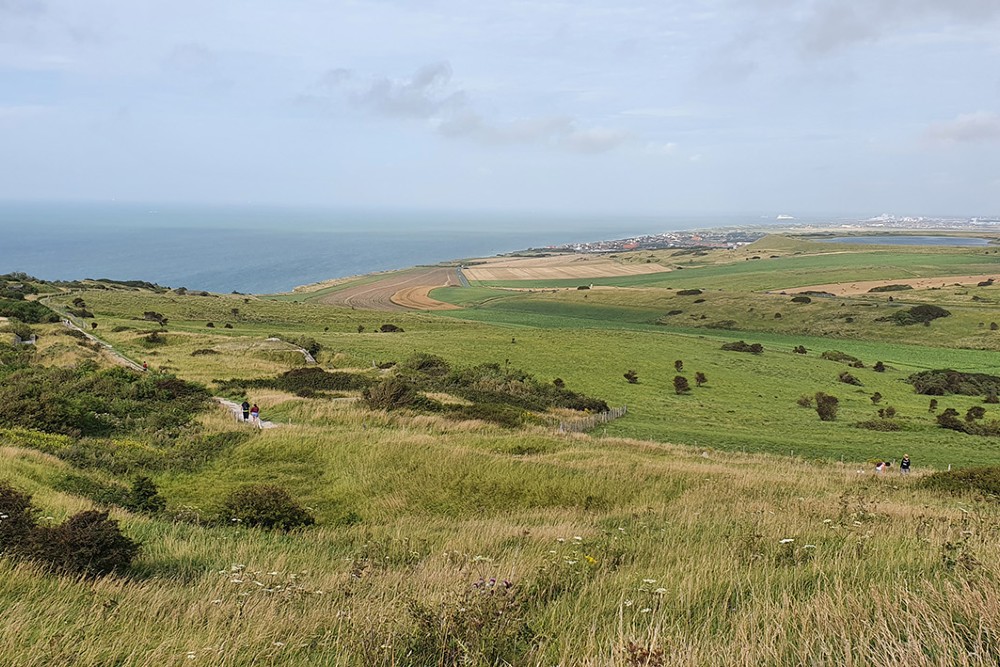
[784,274,999,296]
[463,253,670,282]
[316,267,462,311]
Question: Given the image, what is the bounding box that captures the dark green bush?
[379,323,404,333]
[921,467,1000,498]
[838,371,862,386]
[854,418,902,431]
[790,295,811,304]
[821,350,862,365]
[908,369,1000,396]
[0,298,59,324]
[868,284,913,292]
[0,482,37,553]
[363,377,418,410]
[400,353,451,377]
[721,340,763,354]
[623,370,639,384]
[27,510,140,575]
[676,289,702,296]
[222,484,315,531]
[878,304,951,325]
[673,376,690,394]
[815,393,838,421]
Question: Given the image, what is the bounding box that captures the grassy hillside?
[3,241,1000,665]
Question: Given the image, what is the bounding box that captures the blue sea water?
[0,202,755,293]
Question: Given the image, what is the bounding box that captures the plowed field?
[316,267,462,311]
[463,254,670,282]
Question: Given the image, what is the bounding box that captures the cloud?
[303,62,630,154]
[794,0,1000,55]
[925,111,1000,145]
[355,62,466,120]
[0,0,45,17]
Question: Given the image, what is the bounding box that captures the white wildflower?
[779,538,794,544]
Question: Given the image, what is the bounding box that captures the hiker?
[241,400,251,422]
[875,461,892,473]
[250,403,261,428]
[142,361,148,371]
[900,454,911,474]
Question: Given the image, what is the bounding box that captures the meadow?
[2,236,1000,665]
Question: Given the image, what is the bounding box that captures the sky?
[1,0,999,217]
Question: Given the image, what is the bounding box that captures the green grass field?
[4,236,1000,665]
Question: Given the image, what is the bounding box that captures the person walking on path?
[241,400,251,422]
[900,454,911,474]
[249,403,261,428]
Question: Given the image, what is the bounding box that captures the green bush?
[815,393,838,421]
[0,299,59,324]
[821,350,863,365]
[363,377,418,410]
[721,341,763,354]
[838,371,862,386]
[921,467,1000,498]
[868,284,913,293]
[676,289,702,296]
[0,482,37,554]
[446,403,527,428]
[222,484,315,531]
[790,295,811,304]
[27,510,140,576]
[878,304,950,326]
[400,353,452,377]
[908,369,1000,396]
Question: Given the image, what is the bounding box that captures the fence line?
[558,405,627,433]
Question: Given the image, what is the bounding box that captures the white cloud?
[925,111,1000,145]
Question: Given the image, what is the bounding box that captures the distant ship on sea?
[775,214,795,220]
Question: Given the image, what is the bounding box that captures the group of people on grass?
[875,454,911,474]
[240,400,262,428]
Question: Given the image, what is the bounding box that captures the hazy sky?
[1,0,999,216]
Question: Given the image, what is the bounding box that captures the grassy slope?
[3,238,1000,665]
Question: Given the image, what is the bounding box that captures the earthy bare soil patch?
[782,274,999,296]
[316,267,462,311]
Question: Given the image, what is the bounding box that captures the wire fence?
[558,405,627,433]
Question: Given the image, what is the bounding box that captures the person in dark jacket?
[241,400,251,422]
[900,454,911,474]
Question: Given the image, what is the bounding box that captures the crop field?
[462,253,671,282]
[5,236,1000,665]
[309,267,463,311]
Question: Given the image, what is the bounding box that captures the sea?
[0,201,776,294]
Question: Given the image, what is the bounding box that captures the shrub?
[878,406,897,419]
[379,324,404,333]
[0,482,37,554]
[790,295,811,304]
[879,304,951,326]
[986,390,999,404]
[401,353,451,377]
[929,398,938,412]
[552,378,565,389]
[142,311,168,326]
[821,350,862,365]
[676,289,702,296]
[908,369,1000,396]
[205,322,215,328]
[363,377,418,410]
[721,340,763,354]
[143,331,166,346]
[125,476,165,514]
[27,510,140,576]
[191,348,219,356]
[0,299,59,323]
[868,284,913,292]
[673,376,690,394]
[664,309,683,316]
[674,360,683,372]
[870,392,882,404]
[815,393,838,421]
[793,345,807,354]
[966,406,987,422]
[623,370,639,384]
[838,371,862,386]
[873,361,886,372]
[796,395,813,408]
[921,467,1000,497]
[977,279,995,287]
[695,372,707,387]
[224,323,233,329]
[222,484,315,531]
[992,322,999,331]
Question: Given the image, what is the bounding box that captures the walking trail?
[56,313,282,429]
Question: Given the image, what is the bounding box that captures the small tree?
[695,372,707,387]
[929,398,938,412]
[873,361,886,372]
[552,378,565,389]
[673,376,690,394]
[674,360,683,372]
[815,392,839,421]
[357,324,365,333]
[838,371,862,386]
[870,392,882,404]
[90,322,98,330]
[793,345,807,354]
[623,370,639,384]
[878,406,897,419]
[992,322,999,331]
